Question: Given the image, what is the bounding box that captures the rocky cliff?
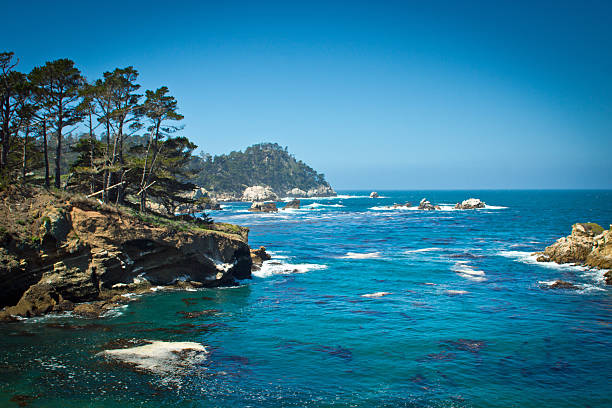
[0,187,252,321]
[535,223,612,284]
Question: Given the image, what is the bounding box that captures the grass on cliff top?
[0,185,248,245]
[581,223,605,235]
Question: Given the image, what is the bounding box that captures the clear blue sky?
[4,0,611,189]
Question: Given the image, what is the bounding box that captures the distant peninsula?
[189,143,336,201]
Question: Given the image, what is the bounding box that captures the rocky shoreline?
[0,188,256,322]
[534,222,612,285]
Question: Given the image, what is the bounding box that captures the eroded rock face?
[283,199,300,210]
[0,199,252,320]
[454,198,486,209]
[242,186,278,202]
[536,223,612,285]
[249,202,278,212]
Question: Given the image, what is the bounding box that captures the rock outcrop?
[242,186,278,202]
[0,189,252,321]
[535,223,612,285]
[286,188,307,197]
[455,198,486,209]
[370,192,379,198]
[306,185,337,198]
[283,199,300,210]
[418,198,440,211]
[249,202,278,212]
[250,246,271,270]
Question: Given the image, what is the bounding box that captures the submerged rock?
[242,186,278,202]
[249,202,278,212]
[283,199,300,210]
[454,198,486,209]
[370,192,379,198]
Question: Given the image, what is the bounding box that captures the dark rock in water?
[249,201,278,212]
[544,280,580,290]
[283,199,300,210]
[454,198,486,209]
[393,202,411,208]
[73,303,104,318]
[605,271,612,285]
[369,191,379,198]
[418,198,438,211]
[536,254,550,262]
[6,283,60,317]
[250,246,271,266]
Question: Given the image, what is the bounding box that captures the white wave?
[254,260,328,278]
[361,291,392,298]
[281,194,367,201]
[484,205,508,209]
[303,203,345,208]
[340,252,382,259]
[405,247,442,254]
[445,289,469,295]
[451,262,486,282]
[369,205,418,211]
[499,251,589,271]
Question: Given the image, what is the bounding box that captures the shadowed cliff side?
[0,186,252,321]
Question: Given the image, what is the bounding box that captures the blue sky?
[4,0,611,189]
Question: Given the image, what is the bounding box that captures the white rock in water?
[306,185,337,197]
[286,188,307,197]
[370,191,379,198]
[242,185,278,201]
[99,340,207,376]
[455,198,486,209]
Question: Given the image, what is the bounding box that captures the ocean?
[1,190,611,407]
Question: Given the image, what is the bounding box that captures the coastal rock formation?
[250,246,271,270]
[418,198,440,211]
[283,199,300,210]
[0,189,252,320]
[535,223,612,285]
[286,188,307,197]
[249,201,278,212]
[242,186,279,202]
[306,185,337,197]
[370,192,379,198]
[455,198,486,209]
[393,202,411,209]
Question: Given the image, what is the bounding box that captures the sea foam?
[254,260,328,278]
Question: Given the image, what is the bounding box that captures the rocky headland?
[0,187,254,321]
[535,222,612,285]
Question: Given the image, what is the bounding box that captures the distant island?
[189,143,336,201]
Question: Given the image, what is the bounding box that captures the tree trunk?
[89,111,95,194]
[43,117,50,188]
[22,124,29,183]
[1,98,10,170]
[55,103,63,189]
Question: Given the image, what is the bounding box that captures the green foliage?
[583,223,604,235]
[190,142,330,194]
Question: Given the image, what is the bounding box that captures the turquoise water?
[1,191,612,407]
